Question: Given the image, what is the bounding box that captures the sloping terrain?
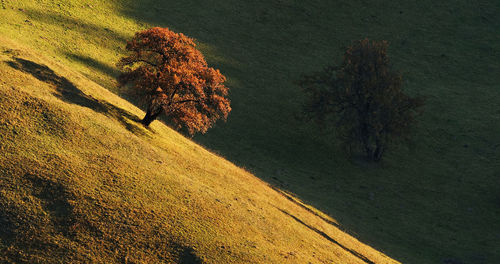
[0,39,397,263]
[0,0,499,263]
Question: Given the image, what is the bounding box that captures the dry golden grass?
[0,38,398,263]
[3,0,498,262]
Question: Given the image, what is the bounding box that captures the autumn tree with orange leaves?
[117,27,231,135]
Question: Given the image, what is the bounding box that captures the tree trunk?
[141,108,163,127]
[373,138,384,162]
[364,144,374,161]
[361,125,373,161]
[373,145,384,162]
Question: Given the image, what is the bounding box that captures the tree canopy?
[299,39,424,161]
[117,27,231,135]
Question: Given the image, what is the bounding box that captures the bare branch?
[135,59,158,67]
[173,99,201,104]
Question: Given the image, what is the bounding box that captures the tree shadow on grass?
[7,57,147,136]
[66,53,120,79]
[63,52,144,108]
[24,9,129,44]
[177,246,203,264]
[277,207,375,264]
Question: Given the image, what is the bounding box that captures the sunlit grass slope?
[0,39,399,263]
[1,0,499,263]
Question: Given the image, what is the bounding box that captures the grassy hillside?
[1,0,499,263]
[0,38,398,263]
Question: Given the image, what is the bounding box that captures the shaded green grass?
[0,0,499,263]
[120,1,500,263]
[0,39,399,263]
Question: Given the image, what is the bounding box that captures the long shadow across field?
[277,208,374,264]
[66,53,120,79]
[116,1,500,264]
[7,58,146,136]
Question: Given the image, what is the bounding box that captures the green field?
[0,0,499,263]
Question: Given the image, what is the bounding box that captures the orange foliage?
[117,27,231,135]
